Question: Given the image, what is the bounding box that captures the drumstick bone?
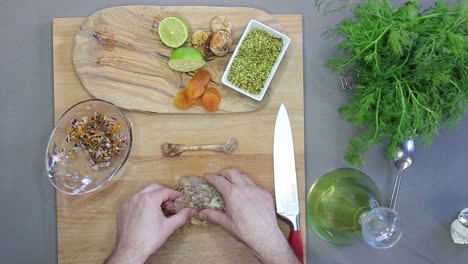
[161,138,238,157]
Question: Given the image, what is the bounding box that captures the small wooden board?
[73,6,284,113]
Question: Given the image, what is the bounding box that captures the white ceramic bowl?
[221,20,291,101]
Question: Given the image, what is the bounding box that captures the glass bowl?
[46,99,132,195]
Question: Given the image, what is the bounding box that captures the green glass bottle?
[307,168,381,244]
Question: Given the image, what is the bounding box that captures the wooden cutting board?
[73,6,284,113]
[53,7,304,264]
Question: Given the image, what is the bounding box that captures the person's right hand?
[199,168,299,264]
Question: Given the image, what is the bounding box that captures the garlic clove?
[451,219,468,244]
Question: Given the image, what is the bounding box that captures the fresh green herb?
[319,0,467,167]
[228,29,283,94]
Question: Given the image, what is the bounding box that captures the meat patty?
[170,176,225,226]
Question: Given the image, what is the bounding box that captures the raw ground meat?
[170,176,225,226]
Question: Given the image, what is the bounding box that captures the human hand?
[106,184,195,264]
[199,168,299,264]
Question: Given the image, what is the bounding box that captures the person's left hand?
[106,184,195,264]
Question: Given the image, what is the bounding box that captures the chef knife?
[274,104,303,263]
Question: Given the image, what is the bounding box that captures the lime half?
[168,47,206,72]
[158,16,189,48]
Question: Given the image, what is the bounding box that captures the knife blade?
[274,104,303,263]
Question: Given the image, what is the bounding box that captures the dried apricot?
[192,69,211,86]
[194,97,203,106]
[201,92,220,112]
[174,88,195,110]
[187,79,205,99]
[205,87,222,100]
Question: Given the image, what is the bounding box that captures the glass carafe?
[307,168,402,249]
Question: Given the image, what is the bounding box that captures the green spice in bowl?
[221,20,290,101]
[228,29,283,94]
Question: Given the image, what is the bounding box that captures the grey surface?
[1,0,467,263]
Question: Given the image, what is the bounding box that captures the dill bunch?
[319,0,467,167]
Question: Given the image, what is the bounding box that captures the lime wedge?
[158,16,190,48]
[168,47,206,72]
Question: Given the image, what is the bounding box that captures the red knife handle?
[288,230,304,263]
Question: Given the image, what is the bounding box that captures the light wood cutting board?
[73,6,284,113]
[53,7,304,264]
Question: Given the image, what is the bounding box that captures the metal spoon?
[389,138,415,210]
